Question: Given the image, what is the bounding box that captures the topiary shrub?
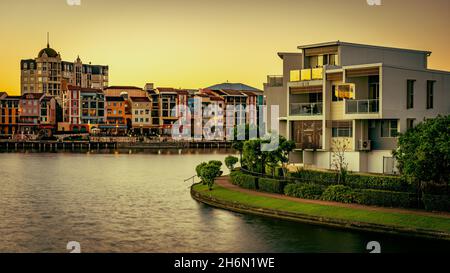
[225,156,239,171]
[354,189,415,208]
[423,194,450,212]
[321,185,356,203]
[258,178,290,194]
[284,183,325,200]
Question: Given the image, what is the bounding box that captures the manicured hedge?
[258,178,290,194]
[284,183,325,200]
[291,169,412,192]
[321,185,356,204]
[423,194,450,212]
[355,189,415,208]
[230,171,258,190]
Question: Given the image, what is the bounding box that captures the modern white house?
[265,41,450,174]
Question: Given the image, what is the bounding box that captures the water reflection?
[0,153,448,253]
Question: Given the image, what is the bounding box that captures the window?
[331,121,352,137]
[426,80,434,109]
[381,120,398,138]
[407,118,415,130]
[332,85,343,102]
[407,80,415,109]
[135,118,138,122]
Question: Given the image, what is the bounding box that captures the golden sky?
[0,0,449,95]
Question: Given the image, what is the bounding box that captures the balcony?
[290,68,323,82]
[265,75,283,87]
[290,102,323,116]
[345,99,379,114]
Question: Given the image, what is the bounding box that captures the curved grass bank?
[191,183,450,241]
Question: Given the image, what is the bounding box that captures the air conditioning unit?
[358,140,372,151]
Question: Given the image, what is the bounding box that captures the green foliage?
[229,171,258,190]
[355,189,414,208]
[394,115,450,186]
[258,178,290,194]
[224,156,239,171]
[284,183,325,200]
[200,161,223,191]
[196,162,208,184]
[292,168,411,192]
[321,185,356,204]
[422,194,450,212]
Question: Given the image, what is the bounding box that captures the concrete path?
[215,176,450,219]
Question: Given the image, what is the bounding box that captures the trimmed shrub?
[292,169,412,192]
[230,171,258,190]
[321,185,356,203]
[355,189,415,208]
[258,178,290,194]
[423,194,450,212]
[225,156,239,171]
[284,183,325,200]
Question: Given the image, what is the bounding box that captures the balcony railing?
[290,68,323,82]
[290,102,323,116]
[345,99,379,114]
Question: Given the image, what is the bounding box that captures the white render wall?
[382,65,450,132]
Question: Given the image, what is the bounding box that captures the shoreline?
[191,181,450,241]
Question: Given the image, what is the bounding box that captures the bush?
[321,185,356,203]
[196,162,208,184]
[258,178,290,194]
[230,171,258,190]
[423,194,450,212]
[225,156,239,171]
[292,169,412,192]
[284,183,325,200]
[355,189,415,208]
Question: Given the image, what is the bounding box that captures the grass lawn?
[193,183,450,234]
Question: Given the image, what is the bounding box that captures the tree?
[331,138,350,184]
[393,115,450,191]
[232,124,258,165]
[200,161,223,191]
[225,156,239,172]
[196,162,208,184]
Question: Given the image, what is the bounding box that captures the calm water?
[0,151,449,253]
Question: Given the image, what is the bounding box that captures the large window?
[426,80,434,109]
[381,120,398,138]
[407,80,415,109]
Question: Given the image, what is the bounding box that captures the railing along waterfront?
[345,99,379,114]
[290,102,323,116]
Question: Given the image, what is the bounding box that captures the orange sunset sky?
[0,0,449,95]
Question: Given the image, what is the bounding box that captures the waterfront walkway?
[215,176,450,219]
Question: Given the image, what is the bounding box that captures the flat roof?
[296,41,432,55]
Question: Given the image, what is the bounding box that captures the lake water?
[0,151,449,253]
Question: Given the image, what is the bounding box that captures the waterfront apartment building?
[0,94,20,135]
[129,96,152,134]
[265,41,450,174]
[61,85,105,132]
[148,88,189,135]
[103,86,147,98]
[104,96,127,133]
[21,43,109,97]
[18,93,44,134]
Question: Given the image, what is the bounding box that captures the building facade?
[21,43,108,97]
[265,41,450,174]
[0,94,20,135]
[103,96,127,134]
[129,96,152,134]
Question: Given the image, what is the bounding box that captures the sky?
[0,0,449,95]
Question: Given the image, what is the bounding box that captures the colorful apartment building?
[103,96,127,134]
[39,96,57,135]
[148,88,189,135]
[0,94,20,135]
[18,93,44,134]
[61,85,105,133]
[129,96,152,134]
[265,41,450,174]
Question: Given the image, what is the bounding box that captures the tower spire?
[47,32,50,48]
